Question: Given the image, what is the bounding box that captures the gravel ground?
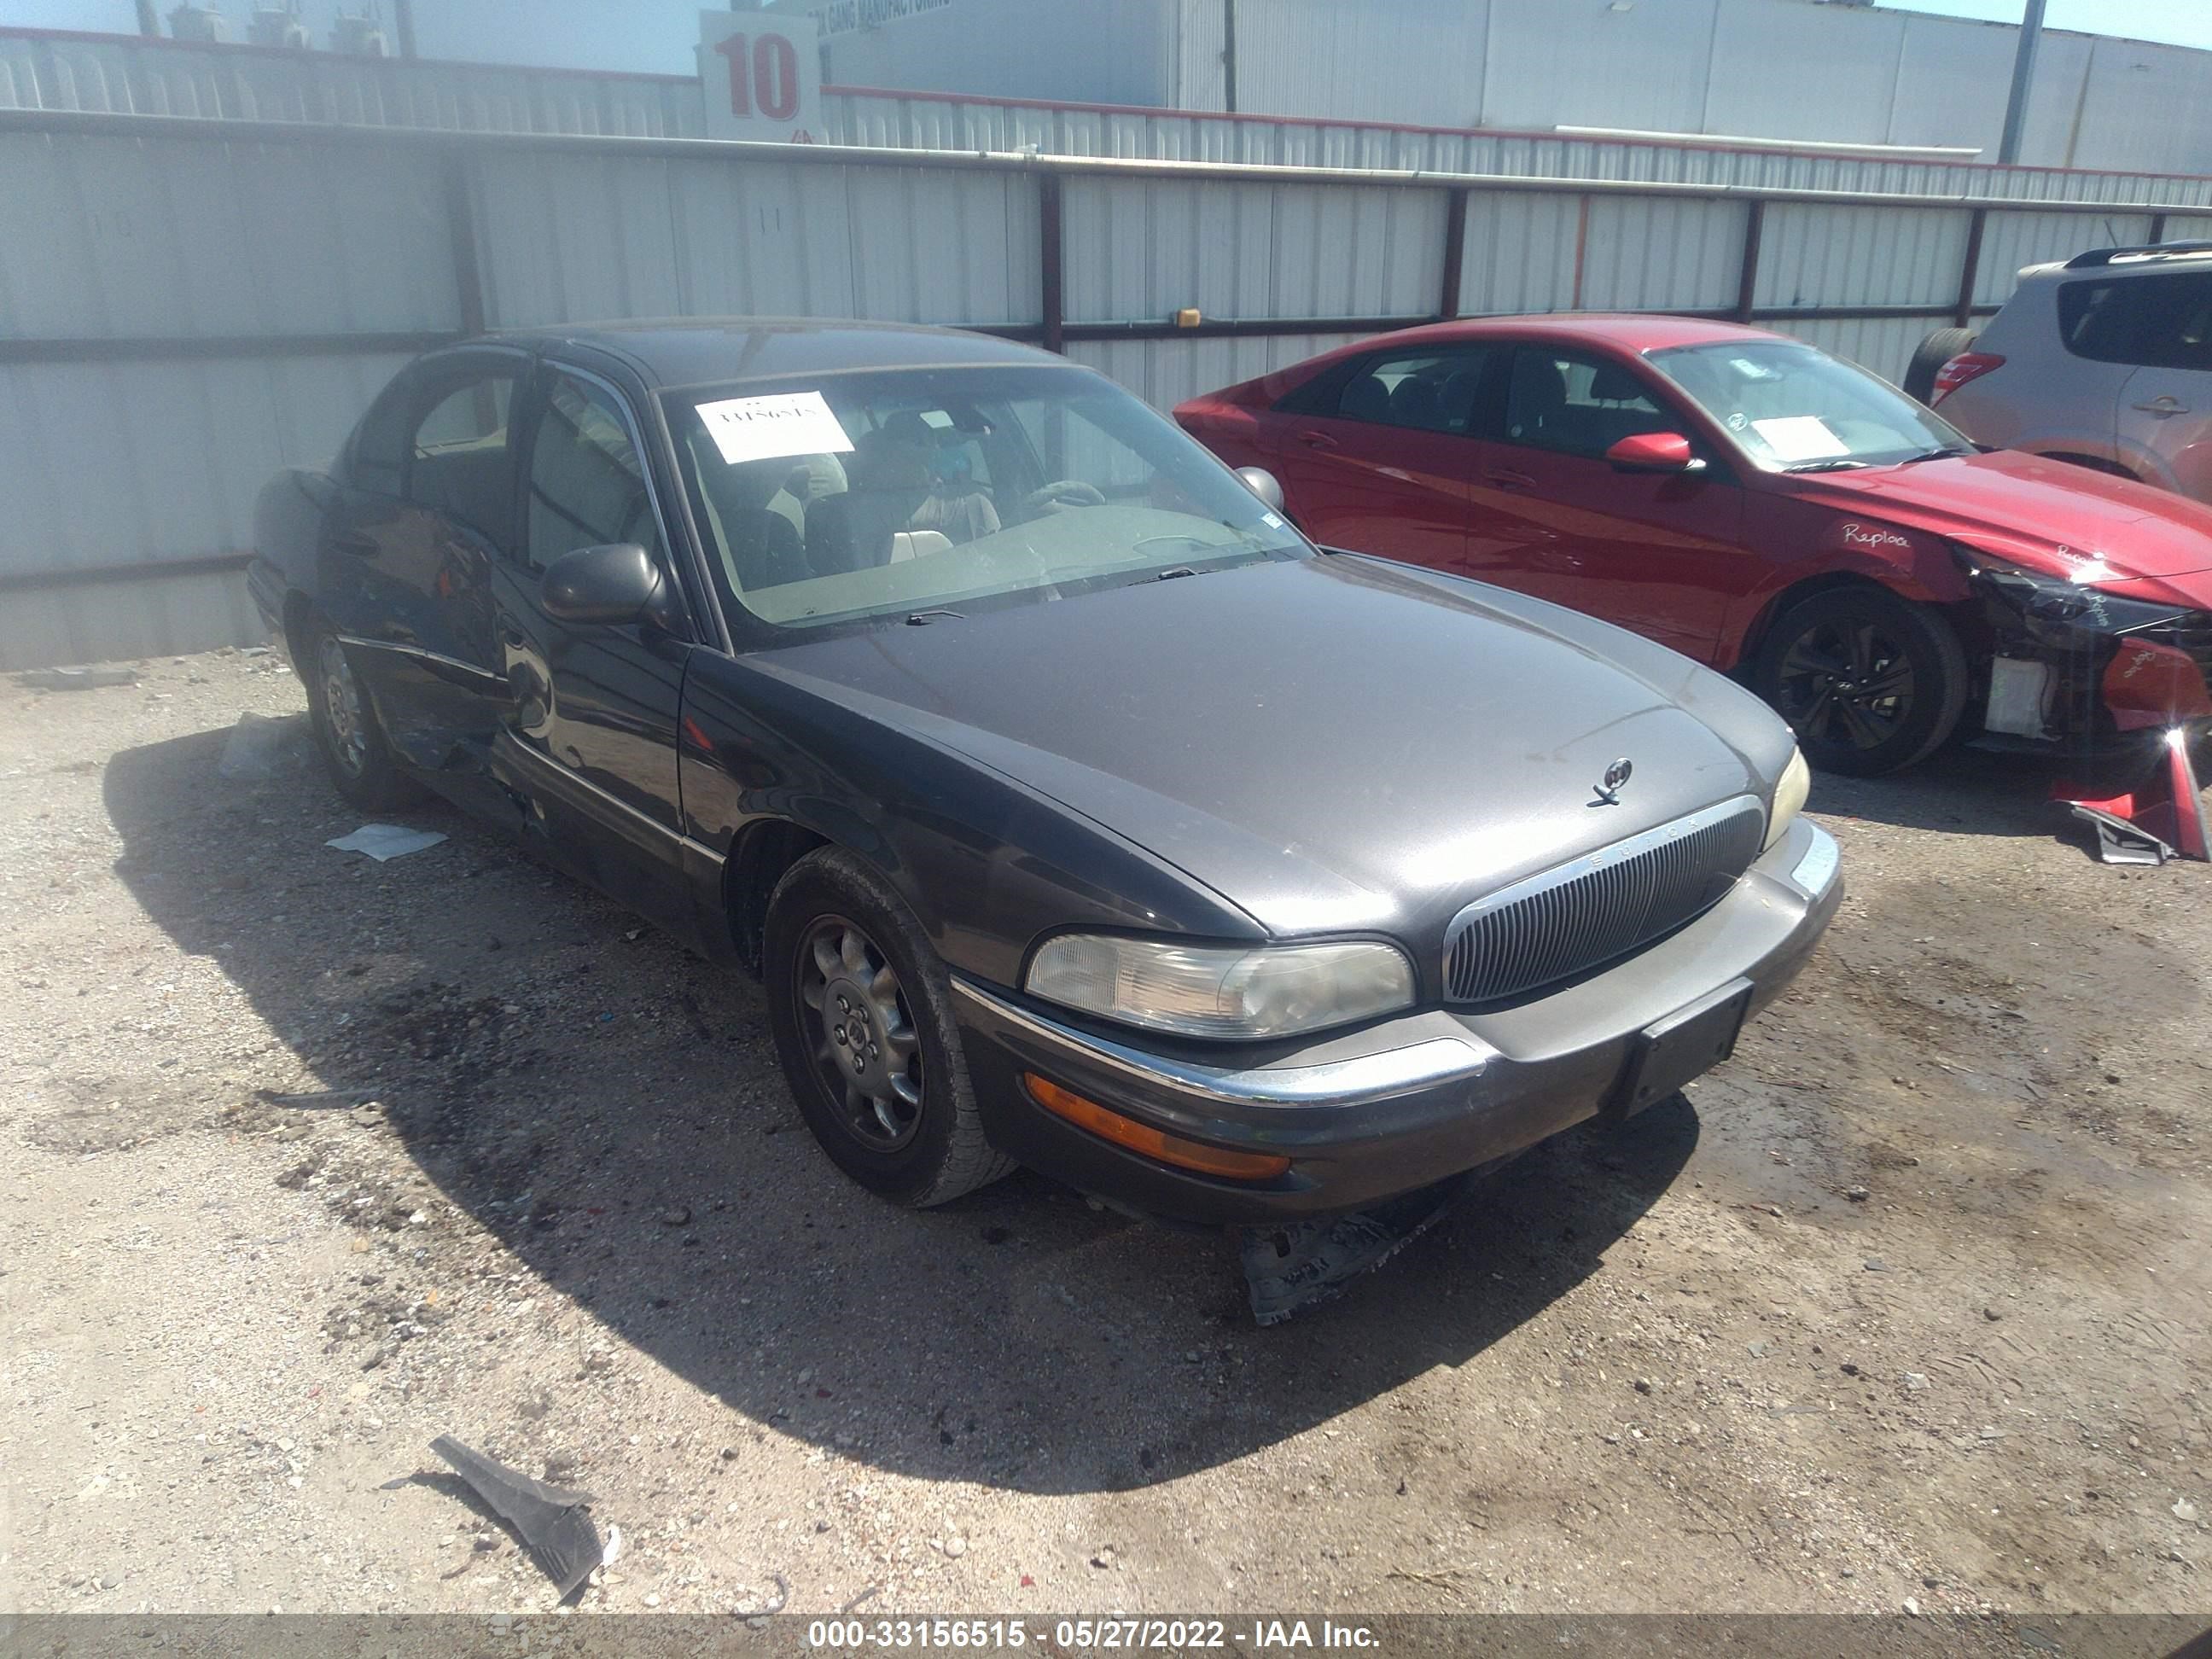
[2,649,2209,1629]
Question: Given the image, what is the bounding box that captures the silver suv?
[1909,241,2212,505]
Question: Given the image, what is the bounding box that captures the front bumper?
[952,818,1843,1226]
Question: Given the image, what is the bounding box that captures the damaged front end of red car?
[1953,544,2212,741]
[1953,544,2212,858]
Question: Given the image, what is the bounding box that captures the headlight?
[1025,935,1416,1040]
[1764,747,1810,852]
[1952,544,2187,635]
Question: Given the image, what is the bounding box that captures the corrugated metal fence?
[5,104,2212,668]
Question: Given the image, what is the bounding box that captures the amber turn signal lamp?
[1022,1074,1291,1181]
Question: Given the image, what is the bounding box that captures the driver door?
[1467,346,1747,662]
[490,364,698,936]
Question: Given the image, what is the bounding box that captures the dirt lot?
[2,649,2209,1633]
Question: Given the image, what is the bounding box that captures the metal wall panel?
[1708,0,1904,148]
[0,131,457,339]
[1065,333,1368,417]
[1577,197,1746,313]
[0,566,263,670]
[1755,202,1966,310]
[0,352,403,576]
[1061,178,1440,323]
[1458,192,1581,316]
[1973,210,2157,306]
[0,29,706,136]
[824,90,2212,209]
[470,153,1040,330]
[1762,315,1936,387]
[0,350,408,660]
[1480,0,1710,137]
[1222,0,1488,130]
[2072,34,2212,179]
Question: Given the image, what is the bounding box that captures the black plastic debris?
[429,1435,605,1599]
[254,1087,374,1110]
[1239,1185,1455,1326]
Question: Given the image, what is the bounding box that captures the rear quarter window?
[2058,271,2212,370]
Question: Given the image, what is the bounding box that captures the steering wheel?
[1022,479,1107,515]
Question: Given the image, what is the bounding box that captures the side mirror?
[540,543,667,627]
[1235,465,1286,512]
[1605,432,1704,474]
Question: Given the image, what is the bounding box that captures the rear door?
[489,360,699,937]
[2101,271,2212,502]
[1465,345,1747,661]
[1265,343,1492,568]
[322,350,524,802]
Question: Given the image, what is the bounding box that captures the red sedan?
[1176,316,2212,776]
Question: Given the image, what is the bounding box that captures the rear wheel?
[764,847,1014,1208]
[1751,586,1968,777]
[1903,327,1976,405]
[304,616,420,811]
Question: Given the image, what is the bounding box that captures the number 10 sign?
[697,9,822,143]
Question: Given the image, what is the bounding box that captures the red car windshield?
[1648,340,1971,472]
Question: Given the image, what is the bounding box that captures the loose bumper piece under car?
[953,818,1843,1226]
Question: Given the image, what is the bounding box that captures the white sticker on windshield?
[695,391,854,466]
[1749,415,1850,462]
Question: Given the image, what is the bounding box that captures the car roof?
[1327,312,1799,356]
[480,317,1063,387]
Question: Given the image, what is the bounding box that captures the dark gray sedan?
[251,319,1839,1229]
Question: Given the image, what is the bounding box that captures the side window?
[2061,272,2212,370]
[402,371,517,544]
[1503,348,1674,459]
[1325,348,1491,434]
[2135,273,2212,372]
[525,372,667,575]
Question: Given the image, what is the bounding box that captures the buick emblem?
[1592,757,1633,806]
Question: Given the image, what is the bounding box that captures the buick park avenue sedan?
[251,320,1840,1228]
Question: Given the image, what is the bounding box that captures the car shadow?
[1807,740,2157,854]
[106,719,1696,1496]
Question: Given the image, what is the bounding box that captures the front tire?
[764,847,1014,1208]
[304,616,421,812]
[1751,585,1968,777]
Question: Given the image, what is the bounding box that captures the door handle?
[1295,429,1339,451]
[1483,470,1537,492]
[2132,396,2190,416]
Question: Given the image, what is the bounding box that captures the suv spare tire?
[1904,327,1977,406]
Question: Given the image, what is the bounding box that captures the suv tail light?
[1933,352,2005,402]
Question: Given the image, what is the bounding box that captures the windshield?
[661,363,1307,632]
[1648,340,1970,470]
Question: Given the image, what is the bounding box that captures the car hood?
[1793,450,2212,596]
[751,556,1784,940]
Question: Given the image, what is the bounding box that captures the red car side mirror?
[1605,432,1703,473]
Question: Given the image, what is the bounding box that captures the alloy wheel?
[795,914,924,1151]
[1773,614,1917,755]
[317,635,368,777]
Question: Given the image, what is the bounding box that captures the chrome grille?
[1442,796,1766,1004]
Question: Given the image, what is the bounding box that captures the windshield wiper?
[1897,445,1974,465]
[904,608,965,626]
[1782,458,1872,474]
[1153,566,1199,582]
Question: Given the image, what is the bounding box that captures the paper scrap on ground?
[696,390,854,466]
[1750,415,1850,462]
[325,824,447,862]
